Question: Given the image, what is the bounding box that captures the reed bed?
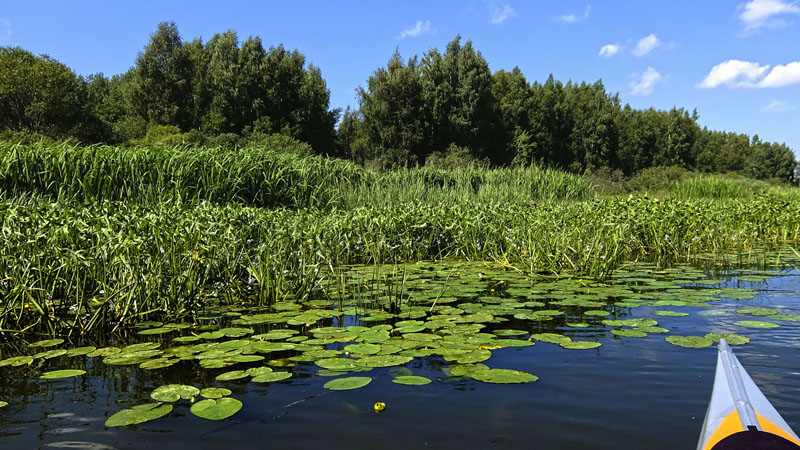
[1,193,800,336]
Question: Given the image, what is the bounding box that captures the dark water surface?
[1,267,799,450]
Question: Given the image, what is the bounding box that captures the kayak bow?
[697,339,800,450]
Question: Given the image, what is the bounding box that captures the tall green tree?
[203,30,240,134]
[124,21,193,130]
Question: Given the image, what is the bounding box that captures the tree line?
[0,22,795,180]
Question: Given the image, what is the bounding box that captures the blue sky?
[2,1,800,153]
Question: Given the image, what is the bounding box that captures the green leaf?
[611,329,647,338]
[0,401,7,408]
[105,403,173,427]
[530,333,571,344]
[65,346,97,357]
[705,333,750,345]
[28,339,64,348]
[469,368,538,384]
[215,370,249,381]
[559,341,602,350]
[653,310,689,317]
[190,398,242,420]
[583,310,610,317]
[200,387,232,399]
[735,320,780,329]
[392,375,432,385]
[664,335,713,348]
[343,343,381,355]
[40,369,86,379]
[735,307,778,316]
[150,384,200,402]
[324,376,372,391]
[251,371,293,383]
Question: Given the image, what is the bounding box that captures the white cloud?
[0,19,11,44]
[490,2,515,24]
[632,34,661,57]
[630,67,664,95]
[598,43,620,58]
[698,59,800,88]
[738,0,800,32]
[759,61,800,86]
[397,20,432,40]
[698,59,770,88]
[554,4,592,23]
[761,99,797,112]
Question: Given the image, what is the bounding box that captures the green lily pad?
[735,320,780,328]
[173,336,201,343]
[665,336,713,348]
[246,367,273,377]
[40,369,86,379]
[611,329,647,338]
[65,346,97,357]
[653,310,689,317]
[190,398,242,420]
[392,375,432,386]
[344,343,381,355]
[137,327,173,335]
[559,341,602,350]
[105,403,173,427]
[140,358,178,370]
[33,349,67,359]
[0,355,33,367]
[735,307,778,316]
[315,358,360,371]
[491,339,535,348]
[151,384,200,402]
[28,339,64,348]
[771,314,800,322]
[200,388,232,399]
[0,401,7,408]
[534,310,564,316]
[199,331,225,340]
[356,355,414,368]
[705,333,750,345]
[469,368,538,384]
[565,322,590,328]
[637,326,669,334]
[583,310,610,317]
[87,347,121,358]
[215,370,249,381]
[251,371,293,383]
[530,333,571,344]
[324,376,372,391]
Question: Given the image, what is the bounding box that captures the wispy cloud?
[553,4,592,23]
[738,0,800,32]
[632,34,661,57]
[761,99,797,112]
[397,20,432,40]
[0,19,11,44]
[630,67,664,95]
[599,43,620,58]
[490,2,515,24]
[698,59,800,88]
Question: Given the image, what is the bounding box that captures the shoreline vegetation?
[1,140,799,337]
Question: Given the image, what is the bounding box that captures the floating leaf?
[200,388,232,399]
[28,339,64,348]
[33,349,67,359]
[105,403,173,427]
[344,343,381,355]
[190,398,242,420]
[534,310,564,316]
[565,322,590,328]
[772,314,800,322]
[140,358,178,370]
[65,346,97,357]
[665,336,713,348]
[705,333,750,345]
[199,331,225,340]
[215,370,249,381]
[735,307,778,316]
[87,347,121,358]
[0,355,33,367]
[324,376,372,391]
[356,355,414,368]
[559,341,602,350]
[653,310,689,317]
[137,327,173,335]
[40,369,86,379]
[251,371,292,383]
[735,320,780,329]
[469,368,538,384]
[492,329,528,336]
[637,326,669,334]
[392,375,432,386]
[530,333,571,344]
[315,358,360,371]
[611,329,647,338]
[173,336,200,343]
[0,401,7,408]
[151,384,200,402]
[583,310,610,317]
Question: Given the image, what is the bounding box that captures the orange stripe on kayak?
[702,411,745,450]
[756,413,800,446]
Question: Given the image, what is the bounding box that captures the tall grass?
[2,194,800,336]
[0,140,366,208]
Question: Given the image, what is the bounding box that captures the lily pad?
[105,403,173,427]
[559,341,602,350]
[705,333,750,345]
[251,371,293,383]
[611,329,647,338]
[530,333,571,344]
[28,339,64,348]
[324,376,372,391]
[469,368,538,384]
[735,320,780,329]
[33,349,67,359]
[0,355,33,367]
[0,401,7,408]
[200,387,232,399]
[137,327,173,335]
[392,375,432,385]
[772,314,800,322]
[65,346,97,357]
[653,311,689,317]
[315,358,360,371]
[343,343,381,355]
[151,384,200,402]
[735,307,778,316]
[355,355,414,368]
[583,310,610,317]
[40,369,86,379]
[565,322,590,328]
[190,398,242,420]
[665,335,713,348]
[215,370,249,381]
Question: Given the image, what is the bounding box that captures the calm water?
[1,267,799,450]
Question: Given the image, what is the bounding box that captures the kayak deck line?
[698,339,800,450]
